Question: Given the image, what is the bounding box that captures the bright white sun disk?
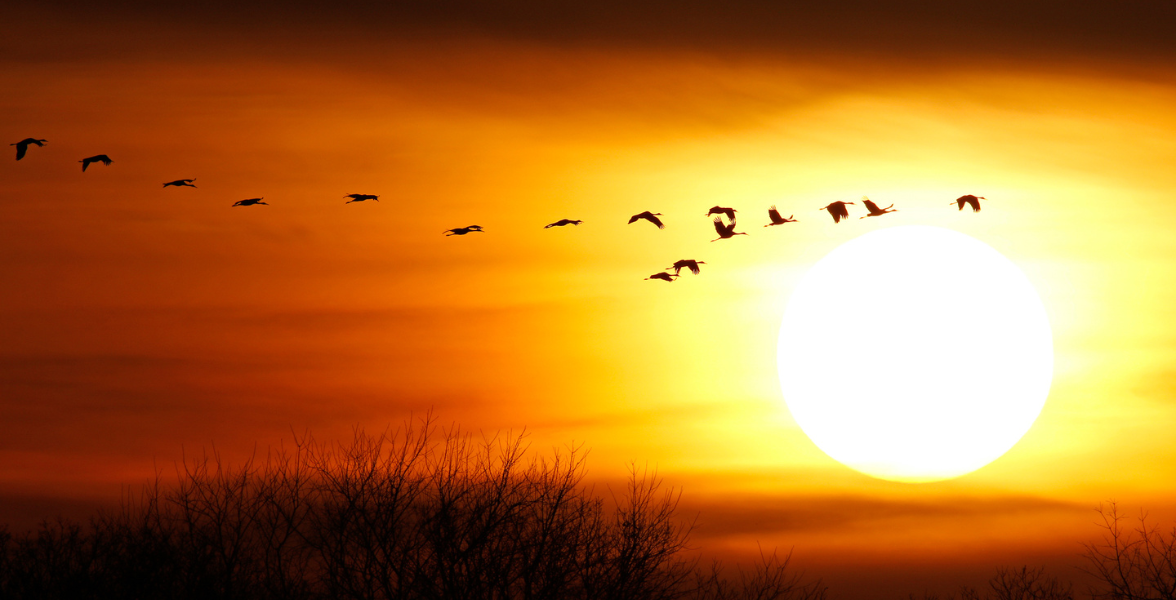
[777,225,1053,482]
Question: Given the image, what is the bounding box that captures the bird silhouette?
[11,138,46,161]
[859,197,896,219]
[163,178,196,188]
[765,205,797,226]
[705,206,737,221]
[444,225,484,236]
[628,211,665,229]
[80,154,113,172]
[951,194,985,212]
[232,198,267,207]
[819,201,854,223]
[711,217,748,241]
[646,272,678,282]
[345,193,378,203]
[544,219,583,228]
[668,259,705,275]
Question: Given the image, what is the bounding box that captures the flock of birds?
[10,136,987,282]
[446,195,982,282]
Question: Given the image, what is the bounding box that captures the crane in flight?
[711,217,748,241]
[705,206,737,221]
[668,259,705,275]
[765,206,797,226]
[232,198,268,207]
[80,154,113,172]
[860,197,896,219]
[11,138,46,161]
[628,211,665,229]
[163,179,196,188]
[819,201,854,223]
[345,194,378,203]
[951,195,985,212]
[544,219,583,228]
[646,272,678,282]
[444,225,484,236]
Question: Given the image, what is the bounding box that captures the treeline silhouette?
[2,421,1174,600]
[910,502,1176,600]
[0,420,827,600]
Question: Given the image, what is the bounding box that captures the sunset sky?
[4,1,1176,597]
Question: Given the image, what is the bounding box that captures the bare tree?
[1083,503,1176,600]
[0,416,826,600]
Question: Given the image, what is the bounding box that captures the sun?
[777,225,1053,482]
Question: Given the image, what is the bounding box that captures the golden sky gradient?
[4,4,1176,597]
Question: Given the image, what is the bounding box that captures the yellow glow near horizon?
[777,226,1054,482]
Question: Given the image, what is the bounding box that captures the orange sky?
[4,4,1176,598]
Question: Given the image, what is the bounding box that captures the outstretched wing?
[826,205,840,222]
[768,206,781,222]
[688,261,701,275]
[647,214,665,229]
[713,217,730,236]
[862,199,879,213]
[628,213,641,224]
[15,142,27,160]
[81,157,92,171]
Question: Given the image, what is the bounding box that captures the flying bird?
[705,206,737,221]
[544,219,583,228]
[627,211,665,229]
[668,259,705,275]
[11,138,46,161]
[79,154,113,172]
[819,201,854,223]
[711,217,748,241]
[232,198,268,207]
[163,178,196,188]
[646,272,678,282]
[859,197,896,219]
[345,193,378,203]
[444,225,484,236]
[765,206,797,226]
[951,194,985,212]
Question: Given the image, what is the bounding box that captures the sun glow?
[777,225,1054,482]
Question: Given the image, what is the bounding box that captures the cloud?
[7,0,1176,67]
[680,492,1087,539]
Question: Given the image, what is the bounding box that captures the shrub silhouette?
[911,566,1073,600]
[0,419,826,600]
